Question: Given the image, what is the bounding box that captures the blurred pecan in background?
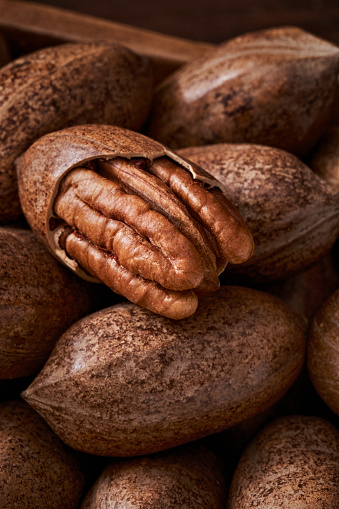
[147,27,339,156]
[16,125,254,319]
[0,41,153,224]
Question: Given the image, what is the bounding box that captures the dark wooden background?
[20,0,339,46]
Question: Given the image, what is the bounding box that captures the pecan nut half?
[16,125,254,319]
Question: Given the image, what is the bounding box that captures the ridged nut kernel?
[147,27,339,156]
[16,125,254,320]
[0,41,153,223]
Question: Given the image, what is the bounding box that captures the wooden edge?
[0,0,214,81]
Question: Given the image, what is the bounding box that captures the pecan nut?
[16,125,254,319]
[179,143,339,283]
[147,27,339,156]
[0,41,152,223]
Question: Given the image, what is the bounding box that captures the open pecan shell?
[16,125,254,319]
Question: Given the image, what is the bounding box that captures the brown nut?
[307,288,339,415]
[0,227,94,379]
[0,41,153,223]
[178,143,339,283]
[147,27,339,156]
[227,415,339,508]
[22,286,306,457]
[16,124,254,320]
[0,399,86,509]
[81,443,227,508]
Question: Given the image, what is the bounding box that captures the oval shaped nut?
[0,399,86,509]
[307,288,339,415]
[81,444,227,508]
[178,143,339,283]
[16,125,253,319]
[22,286,306,456]
[0,227,93,379]
[147,27,339,155]
[0,41,153,224]
[227,415,339,508]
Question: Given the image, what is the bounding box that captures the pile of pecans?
[0,25,338,508]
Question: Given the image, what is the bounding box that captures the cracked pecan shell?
[147,27,339,156]
[0,41,153,223]
[16,125,254,320]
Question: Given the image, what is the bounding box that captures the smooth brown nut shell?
[227,415,339,508]
[81,444,227,508]
[178,143,339,283]
[307,288,339,415]
[16,124,254,319]
[147,27,339,155]
[22,286,306,456]
[0,399,86,509]
[0,41,153,223]
[0,227,93,379]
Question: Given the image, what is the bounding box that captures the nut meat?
[16,125,254,319]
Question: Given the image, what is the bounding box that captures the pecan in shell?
[16,125,254,319]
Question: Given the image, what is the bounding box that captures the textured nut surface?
[147,27,339,154]
[0,227,93,379]
[307,288,339,415]
[16,124,253,319]
[81,444,227,508]
[22,286,306,456]
[0,41,153,223]
[227,415,339,508]
[179,143,339,282]
[0,399,86,509]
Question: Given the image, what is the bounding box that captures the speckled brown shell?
[16,124,226,282]
[0,41,153,223]
[307,288,339,415]
[227,415,339,508]
[81,444,227,508]
[147,27,339,155]
[22,285,306,456]
[0,227,93,379]
[0,399,86,509]
[178,143,339,282]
